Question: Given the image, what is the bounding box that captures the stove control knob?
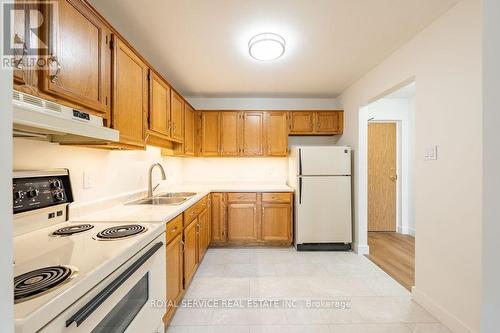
[51,179,62,188]
[14,191,23,200]
[27,189,39,198]
[53,192,64,201]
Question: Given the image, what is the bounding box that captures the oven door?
[42,234,166,333]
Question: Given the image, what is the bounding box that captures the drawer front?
[166,214,183,244]
[184,196,208,226]
[227,193,258,202]
[262,193,292,203]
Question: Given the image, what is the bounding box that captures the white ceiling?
[90,0,459,98]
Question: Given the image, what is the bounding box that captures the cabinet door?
[201,112,220,156]
[241,112,264,156]
[166,234,183,315]
[315,111,342,133]
[41,0,111,115]
[170,91,184,142]
[227,203,259,242]
[211,193,227,244]
[12,1,29,85]
[112,37,147,148]
[148,71,171,139]
[220,111,240,156]
[265,112,288,156]
[197,209,210,261]
[289,112,314,134]
[184,104,195,155]
[261,203,291,242]
[183,219,198,287]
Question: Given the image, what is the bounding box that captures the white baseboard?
[353,242,369,255]
[412,286,474,333]
[397,225,416,236]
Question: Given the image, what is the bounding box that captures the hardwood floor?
[366,232,415,291]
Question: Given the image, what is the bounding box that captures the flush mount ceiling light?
[248,33,285,61]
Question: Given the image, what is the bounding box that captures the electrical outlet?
[424,145,438,160]
[83,171,93,189]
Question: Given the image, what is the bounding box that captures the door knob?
[390,174,398,181]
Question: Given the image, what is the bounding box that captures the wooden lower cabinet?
[210,193,227,244]
[261,203,291,242]
[166,234,183,317]
[212,192,292,245]
[183,218,198,287]
[197,209,210,261]
[227,202,259,242]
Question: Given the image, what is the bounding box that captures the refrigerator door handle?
[299,177,303,204]
[298,148,302,175]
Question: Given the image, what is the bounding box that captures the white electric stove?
[13,170,166,333]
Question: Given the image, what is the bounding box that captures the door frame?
[367,120,401,232]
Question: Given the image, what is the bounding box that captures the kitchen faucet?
[148,163,167,197]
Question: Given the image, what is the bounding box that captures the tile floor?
[167,248,450,333]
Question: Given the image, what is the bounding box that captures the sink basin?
[157,192,197,198]
[126,197,188,206]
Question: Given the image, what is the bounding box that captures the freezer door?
[295,176,352,244]
[298,146,351,176]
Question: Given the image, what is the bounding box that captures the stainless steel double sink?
[126,192,197,206]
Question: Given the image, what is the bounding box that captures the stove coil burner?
[96,224,147,240]
[14,265,77,303]
[52,224,94,236]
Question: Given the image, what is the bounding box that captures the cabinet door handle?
[171,227,177,233]
[49,55,61,83]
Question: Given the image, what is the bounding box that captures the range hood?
[13,90,119,144]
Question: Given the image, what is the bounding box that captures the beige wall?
[338,0,481,332]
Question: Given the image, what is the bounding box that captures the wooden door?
[261,203,291,242]
[220,111,240,156]
[12,1,29,85]
[183,219,198,286]
[148,71,171,139]
[315,112,341,133]
[368,123,397,231]
[201,112,220,156]
[166,234,183,314]
[197,209,209,261]
[289,112,314,134]
[210,193,227,244]
[241,112,264,156]
[265,112,288,156]
[41,0,111,115]
[112,37,147,148]
[170,91,184,142]
[184,104,195,155]
[227,203,259,242]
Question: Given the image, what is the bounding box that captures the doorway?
[360,82,416,291]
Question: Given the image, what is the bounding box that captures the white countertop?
[73,182,293,224]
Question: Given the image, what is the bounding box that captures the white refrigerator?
[288,146,352,250]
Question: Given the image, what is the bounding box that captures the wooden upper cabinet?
[148,71,171,140]
[12,1,30,85]
[183,104,195,155]
[220,112,240,156]
[265,112,288,156]
[40,0,111,116]
[170,91,184,142]
[315,111,342,133]
[200,112,220,156]
[112,37,148,148]
[227,202,259,242]
[289,112,314,134]
[241,112,264,156]
[261,203,291,242]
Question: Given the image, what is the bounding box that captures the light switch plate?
[424,145,438,160]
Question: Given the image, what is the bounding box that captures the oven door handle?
[66,241,164,327]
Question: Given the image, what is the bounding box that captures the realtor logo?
[1,0,58,70]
